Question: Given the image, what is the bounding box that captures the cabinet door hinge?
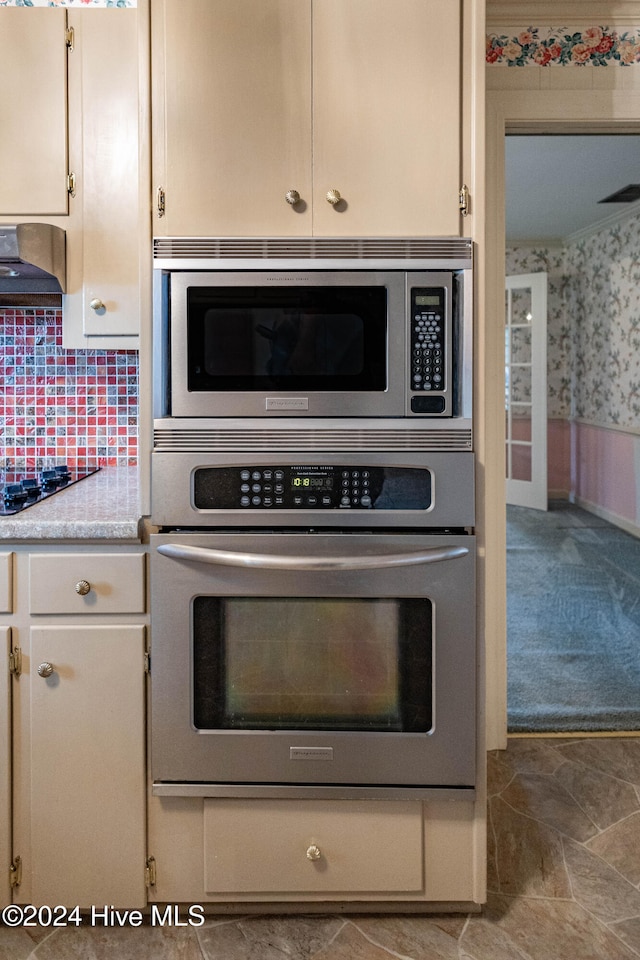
[10,856,22,888]
[145,856,157,887]
[67,172,77,198]
[9,647,22,678]
[65,26,75,52]
[144,651,151,675]
[156,187,166,219]
[459,184,470,217]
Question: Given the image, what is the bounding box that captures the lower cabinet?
[203,800,424,895]
[1,627,11,910]
[2,543,481,909]
[6,546,147,909]
[148,794,480,906]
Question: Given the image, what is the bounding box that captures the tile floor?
[2,736,640,959]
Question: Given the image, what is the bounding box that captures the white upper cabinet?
[152,0,312,237]
[63,8,147,346]
[312,0,461,237]
[0,9,69,216]
[152,0,463,237]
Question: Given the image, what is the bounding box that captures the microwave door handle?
[156,542,468,571]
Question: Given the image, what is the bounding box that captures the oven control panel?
[193,465,432,511]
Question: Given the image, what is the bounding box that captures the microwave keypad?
[411,288,445,392]
[193,466,432,511]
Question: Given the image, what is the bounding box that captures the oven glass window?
[186,286,387,392]
[192,597,432,732]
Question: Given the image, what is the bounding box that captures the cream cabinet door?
[63,9,144,347]
[1,630,10,909]
[312,0,461,237]
[0,9,69,216]
[14,625,146,908]
[152,0,462,238]
[152,0,312,236]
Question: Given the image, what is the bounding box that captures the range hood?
[0,223,66,293]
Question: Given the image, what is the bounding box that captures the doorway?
[504,132,640,732]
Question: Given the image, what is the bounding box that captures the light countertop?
[0,467,144,541]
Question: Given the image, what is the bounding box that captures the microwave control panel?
[409,286,449,415]
[193,465,432,511]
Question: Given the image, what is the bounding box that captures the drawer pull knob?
[285,189,301,206]
[306,844,322,862]
[326,189,342,206]
[90,298,106,312]
[75,579,91,596]
[37,662,54,678]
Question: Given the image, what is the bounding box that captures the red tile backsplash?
[0,307,138,470]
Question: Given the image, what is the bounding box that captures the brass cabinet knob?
[326,189,342,206]
[285,189,301,206]
[89,298,105,312]
[306,844,322,862]
[37,662,54,678]
[75,579,91,596]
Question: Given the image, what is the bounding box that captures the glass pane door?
[505,272,548,510]
[192,596,432,733]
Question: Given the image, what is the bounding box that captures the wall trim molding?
[573,494,640,538]
[487,3,640,30]
[572,417,640,439]
[565,199,640,243]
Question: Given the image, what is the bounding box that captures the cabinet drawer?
[0,554,12,614]
[29,553,145,615]
[204,799,423,895]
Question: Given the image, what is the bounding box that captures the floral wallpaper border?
[0,1,135,7]
[487,26,640,65]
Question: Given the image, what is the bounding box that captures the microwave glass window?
[186,286,387,391]
[192,597,432,732]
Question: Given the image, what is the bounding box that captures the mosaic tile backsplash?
[0,307,138,470]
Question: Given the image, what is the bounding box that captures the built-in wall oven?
[151,527,475,798]
[150,237,476,801]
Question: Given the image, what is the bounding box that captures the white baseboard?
[548,489,570,501]
[573,496,640,540]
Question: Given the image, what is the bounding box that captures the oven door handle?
[156,542,469,571]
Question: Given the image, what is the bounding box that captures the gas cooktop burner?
[0,464,100,516]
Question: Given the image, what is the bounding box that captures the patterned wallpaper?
[487,26,640,64]
[506,209,640,429]
[0,307,138,471]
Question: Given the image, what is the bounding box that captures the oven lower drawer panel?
[203,799,424,894]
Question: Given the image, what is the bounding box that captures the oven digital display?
[292,476,334,489]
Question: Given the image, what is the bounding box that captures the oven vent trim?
[153,427,473,453]
[153,236,473,266]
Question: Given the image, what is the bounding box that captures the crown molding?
[487,2,640,29]
[565,197,640,242]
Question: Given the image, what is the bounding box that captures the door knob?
[326,189,342,206]
[37,662,54,678]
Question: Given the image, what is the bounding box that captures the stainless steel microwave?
[153,247,473,421]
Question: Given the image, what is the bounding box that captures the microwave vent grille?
[153,427,472,453]
[153,236,472,264]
